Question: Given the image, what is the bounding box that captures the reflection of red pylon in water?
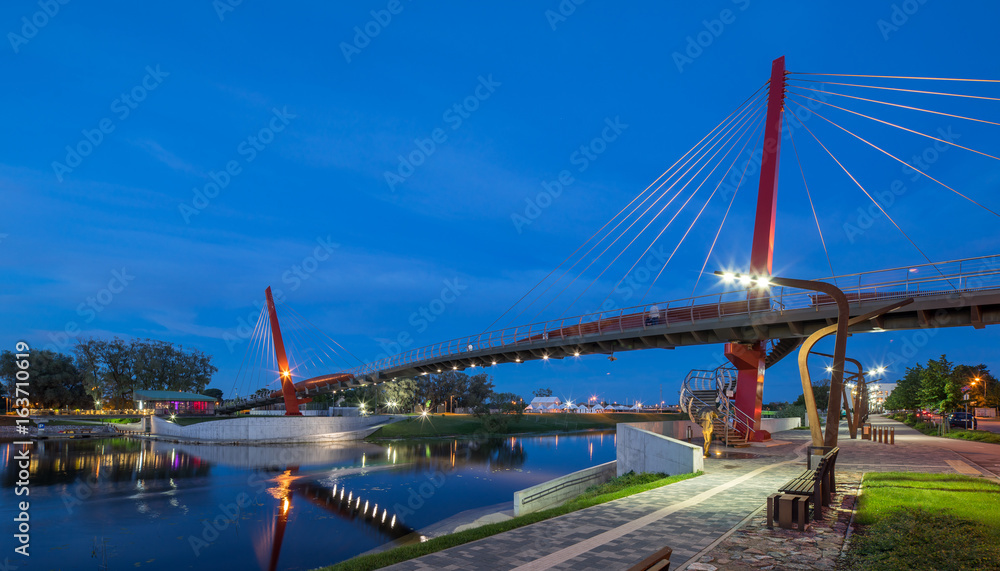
[253,467,299,571]
[265,286,311,415]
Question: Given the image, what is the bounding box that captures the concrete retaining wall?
[149,415,394,443]
[513,461,617,516]
[760,417,801,433]
[617,423,704,477]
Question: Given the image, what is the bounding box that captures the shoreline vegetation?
[367,412,687,440]
[314,470,702,571]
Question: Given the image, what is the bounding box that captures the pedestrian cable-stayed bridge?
[219,57,1000,443]
[219,253,1000,415]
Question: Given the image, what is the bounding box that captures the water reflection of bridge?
[0,438,211,488]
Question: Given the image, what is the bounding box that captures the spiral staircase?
[679,338,801,447]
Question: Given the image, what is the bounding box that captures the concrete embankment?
[115,415,399,443]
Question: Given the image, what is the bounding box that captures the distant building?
[526,396,561,412]
[134,390,217,415]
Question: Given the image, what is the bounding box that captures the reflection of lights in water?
[589,442,593,461]
[282,498,289,514]
[355,497,361,509]
[364,500,369,514]
[169,498,179,507]
[386,446,392,459]
[390,514,396,528]
[372,503,377,516]
[340,489,345,500]
[392,449,397,464]
[348,491,352,503]
[362,454,366,468]
[382,509,387,523]
[332,484,337,496]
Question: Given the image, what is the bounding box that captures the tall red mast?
[725,56,786,441]
[265,286,311,416]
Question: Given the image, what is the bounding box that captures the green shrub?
[904,413,916,424]
[844,507,1000,570]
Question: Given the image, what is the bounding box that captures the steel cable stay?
[640,111,768,304]
[593,109,767,313]
[784,104,957,289]
[788,84,1000,128]
[788,72,1000,83]
[487,84,771,332]
[787,127,837,283]
[281,302,366,367]
[278,311,318,377]
[230,305,266,400]
[276,307,331,374]
[505,90,769,328]
[561,104,768,318]
[532,97,768,322]
[292,312,363,373]
[788,91,1000,163]
[786,78,1000,103]
[242,307,270,398]
[784,96,1000,219]
[690,114,767,296]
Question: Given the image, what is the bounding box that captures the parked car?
[948,412,978,430]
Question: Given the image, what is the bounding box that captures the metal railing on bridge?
[347,253,1000,380]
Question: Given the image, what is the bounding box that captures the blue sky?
[3,1,1000,405]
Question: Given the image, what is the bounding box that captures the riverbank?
[369,412,686,440]
[319,471,701,571]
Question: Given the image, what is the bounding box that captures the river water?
[1,431,616,570]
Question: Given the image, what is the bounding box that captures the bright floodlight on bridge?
[714,270,770,289]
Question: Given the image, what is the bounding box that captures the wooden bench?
[767,447,839,530]
[626,546,671,571]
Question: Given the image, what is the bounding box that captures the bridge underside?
[217,289,1000,414]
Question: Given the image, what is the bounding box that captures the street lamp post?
[717,271,850,447]
[716,271,912,448]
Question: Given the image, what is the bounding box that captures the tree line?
[884,355,996,412]
[0,337,218,409]
[330,371,527,415]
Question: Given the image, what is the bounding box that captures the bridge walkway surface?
[386,416,1000,571]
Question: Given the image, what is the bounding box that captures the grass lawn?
[315,470,701,571]
[371,412,686,439]
[843,472,1000,570]
[889,413,1000,445]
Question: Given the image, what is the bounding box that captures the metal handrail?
[343,254,1000,380]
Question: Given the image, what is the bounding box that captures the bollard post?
[890,427,895,445]
[878,426,883,443]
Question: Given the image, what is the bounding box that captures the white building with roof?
[526,396,562,412]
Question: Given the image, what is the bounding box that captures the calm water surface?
[1,431,616,570]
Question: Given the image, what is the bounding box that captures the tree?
[885,364,922,411]
[202,388,224,401]
[464,373,495,409]
[489,392,527,418]
[532,387,553,397]
[0,350,92,409]
[793,380,830,411]
[381,378,418,411]
[918,355,953,410]
[74,337,218,407]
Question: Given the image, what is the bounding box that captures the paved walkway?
[387,415,1000,571]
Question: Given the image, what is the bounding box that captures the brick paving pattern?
[387,416,1000,571]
